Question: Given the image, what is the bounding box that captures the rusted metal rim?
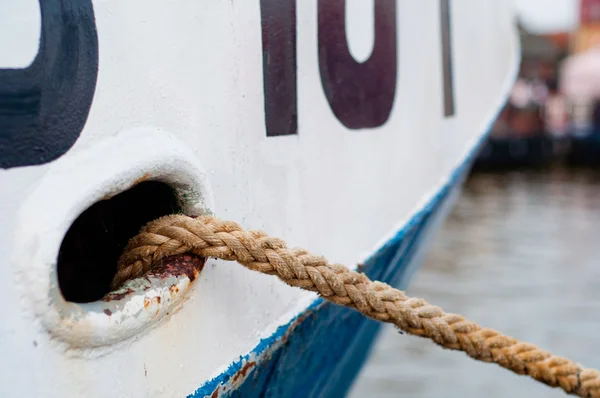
[13,128,214,353]
[52,254,206,349]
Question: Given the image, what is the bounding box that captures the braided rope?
[114,214,600,397]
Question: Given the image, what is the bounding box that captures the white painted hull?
[0,1,519,397]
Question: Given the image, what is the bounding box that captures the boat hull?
[0,1,518,397]
[193,138,477,398]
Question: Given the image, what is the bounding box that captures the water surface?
[350,168,600,397]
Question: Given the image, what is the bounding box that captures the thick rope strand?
[114,214,600,397]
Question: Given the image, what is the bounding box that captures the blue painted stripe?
[188,18,521,398]
[187,39,523,388]
[188,131,487,397]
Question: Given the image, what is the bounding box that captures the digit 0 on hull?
[0,1,519,397]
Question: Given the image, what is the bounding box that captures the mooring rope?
[114,214,600,397]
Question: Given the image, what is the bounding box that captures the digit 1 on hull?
[260,0,456,137]
[0,1,519,397]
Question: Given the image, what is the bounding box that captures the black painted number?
[260,0,456,136]
[441,0,455,117]
[0,0,99,169]
[318,0,397,129]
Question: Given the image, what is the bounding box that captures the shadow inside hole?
[57,181,182,303]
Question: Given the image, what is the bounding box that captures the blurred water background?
[349,168,600,397]
[349,1,600,396]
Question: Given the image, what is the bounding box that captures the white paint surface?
[514,0,578,33]
[346,0,375,63]
[0,0,40,68]
[0,1,519,397]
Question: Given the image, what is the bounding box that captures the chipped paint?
[146,254,203,283]
[0,4,521,395]
[232,361,256,383]
[203,360,259,398]
[30,250,204,351]
[12,130,215,354]
[189,96,516,397]
[196,304,322,398]
[44,253,207,350]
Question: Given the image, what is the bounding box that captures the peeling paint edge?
[189,131,481,398]
[190,298,325,398]
[189,27,521,396]
[12,128,215,353]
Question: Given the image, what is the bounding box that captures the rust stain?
[148,254,205,282]
[102,288,135,302]
[277,311,312,347]
[102,254,204,302]
[207,304,318,397]
[232,361,256,383]
[103,309,112,316]
[101,173,151,200]
[143,296,162,309]
[131,172,152,187]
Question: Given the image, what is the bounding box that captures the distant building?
[580,0,600,24]
[572,0,600,53]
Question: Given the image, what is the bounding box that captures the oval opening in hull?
[57,181,182,303]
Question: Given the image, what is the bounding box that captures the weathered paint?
[0,1,519,397]
[12,129,214,351]
[192,123,492,398]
